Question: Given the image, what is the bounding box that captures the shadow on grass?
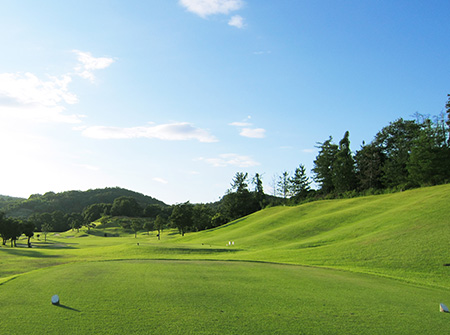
[152,247,242,254]
[55,304,81,312]
[0,248,61,258]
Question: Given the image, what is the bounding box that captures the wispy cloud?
[229,121,251,127]
[0,72,82,123]
[229,118,266,139]
[240,127,266,138]
[73,50,114,82]
[153,177,169,184]
[82,122,218,143]
[198,153,259,167]
[179,0,244,18]
[0,50,114,124]
[228,15,244,28]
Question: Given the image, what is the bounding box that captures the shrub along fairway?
[1,185,450,334]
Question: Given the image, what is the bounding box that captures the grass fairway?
[1,260,450,334]
[1,185,450,334]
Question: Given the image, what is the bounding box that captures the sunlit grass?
[1,184,450,333]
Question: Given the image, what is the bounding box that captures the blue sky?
[1,0,449,204]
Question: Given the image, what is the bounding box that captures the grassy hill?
[4,187,166,218]
[1,184,450,334]
[176,184,450,288]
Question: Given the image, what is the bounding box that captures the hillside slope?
[4,187,166,218]
[179,184,450,288]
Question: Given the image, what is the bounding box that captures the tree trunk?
[27,236,32,248]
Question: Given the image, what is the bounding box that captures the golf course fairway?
[1,260,449,334]
[1,185,450,334]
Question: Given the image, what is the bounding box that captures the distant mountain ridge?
[3,187,166,218]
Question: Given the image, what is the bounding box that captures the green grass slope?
[178,184,450,288]
[1,185,450,334]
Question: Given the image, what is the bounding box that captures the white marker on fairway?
[51,295,60,305]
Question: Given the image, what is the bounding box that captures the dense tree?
[66,213,84,232]
[192,204,214,231]
[373,118,421,188]
[446,94,450,142]
[51,210,68,231]
[143,204,163,219]
[130,220,143,238]
[111,197,143,217]
[143,220,154,235]
[22,220,35,248]
[170,202,193,236]
[83,203,111,223]
[41,222,52,242]
[407,118,450,186]
[154,215,165,240]
[277,171,291,199]
[332,131,357,193]
[8,218,22,247]
[0,215,20,246]
[0,212,7,245]
[289,164,311,199]
[355,143,384,190]
[210,212,227,228]
[313,137,338,194]
[252,173,265,207]
[230,172,249,193]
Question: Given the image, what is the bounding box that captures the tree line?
[1,95,449,242]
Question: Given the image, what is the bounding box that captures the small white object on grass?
[51,295,60,305]
[440,303,449,313]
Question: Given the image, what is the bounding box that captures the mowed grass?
[1,260,450,334]
[178,184,450,288]
[1,184,450,334]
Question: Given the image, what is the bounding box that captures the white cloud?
[179,0,244,18]
[76,164,101,171]
[0,72,83,124]
[153,177,169,184]
[240,127,266,138]
[198,153,259,167]
[229,119,266,139]
[228,121,251,127]
[228,15,244,28]
[73,50,114,82]
[82,122,218,143]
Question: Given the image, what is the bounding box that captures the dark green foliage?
[289,164,311,199]
[373,118,421,188]
[21,220,35,248]
[252,173,265,207]
[355,143,384,190]
[66,213,84,232]
[5,187,165,219]
[218,172,262,222]
[154,215,166,240]
[332,131,357,193]
[170,202,193,236]
[143,204,164,219]
[0,195,24,211]
[0,214,23,247]
[130,220,143,238]
[143,220,154,235]
[111,197,143,217]
[312,137,338,194]
[191,204,215,231]
[277,171,291,199]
